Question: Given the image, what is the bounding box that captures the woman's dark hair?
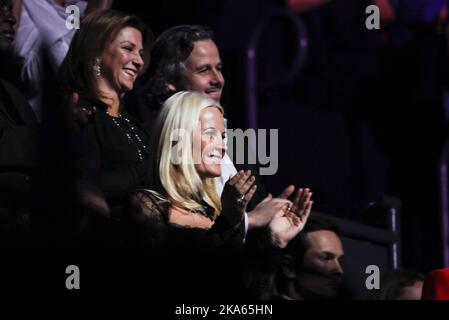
[145,24,213,107]
[60,9,153,100]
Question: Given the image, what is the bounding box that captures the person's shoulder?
[134,189,168,203]
[0,77,38,124]
[130,189,170,219]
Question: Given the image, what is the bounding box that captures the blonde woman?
[129,91,313,249]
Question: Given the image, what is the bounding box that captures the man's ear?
[166,82,177,92]
[281,254,298,279]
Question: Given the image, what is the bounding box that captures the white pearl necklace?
[107,112,148,162]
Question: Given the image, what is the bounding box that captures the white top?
[218,120,249,238]
[218,153,249,239]
[13,0,87,121]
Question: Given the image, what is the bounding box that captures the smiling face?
[0,0,15,51]
[181,40,225,102]
[99,26,144,95]
[194,106,226,178]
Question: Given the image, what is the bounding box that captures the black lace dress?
[122,189,248,298]
[127,189,246,250]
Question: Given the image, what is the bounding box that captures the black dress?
[76,95,151,220]
[123,189,247,298]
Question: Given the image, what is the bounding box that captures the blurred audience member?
[370,269,424,300]
[13,0,112,121]
[422,268,449,300]
[0,0,39,247]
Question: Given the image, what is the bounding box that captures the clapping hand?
[268,188,313,248]
[248,185,300,229]
[221,170,257,227]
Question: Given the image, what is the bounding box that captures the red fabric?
[422,268,449,300]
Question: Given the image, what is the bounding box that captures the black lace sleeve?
[127,190,169,248]
[205,213,246,249]
[127,190,245,250]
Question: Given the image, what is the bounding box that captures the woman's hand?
[247,194,295,230]
[70,92,96,126]
[221,170,257,227]
[247,185,296,229]
[268,188,313,248]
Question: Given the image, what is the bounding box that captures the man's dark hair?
[370,269,425,300]
[272,216,343,299]
[145,24,214,107]
[284,216,341,265]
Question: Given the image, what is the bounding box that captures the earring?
[93,58,101,77]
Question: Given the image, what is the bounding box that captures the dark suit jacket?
[0,78,39,241]
[0,78,38,196]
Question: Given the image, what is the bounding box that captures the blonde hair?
[149,91,224,217]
